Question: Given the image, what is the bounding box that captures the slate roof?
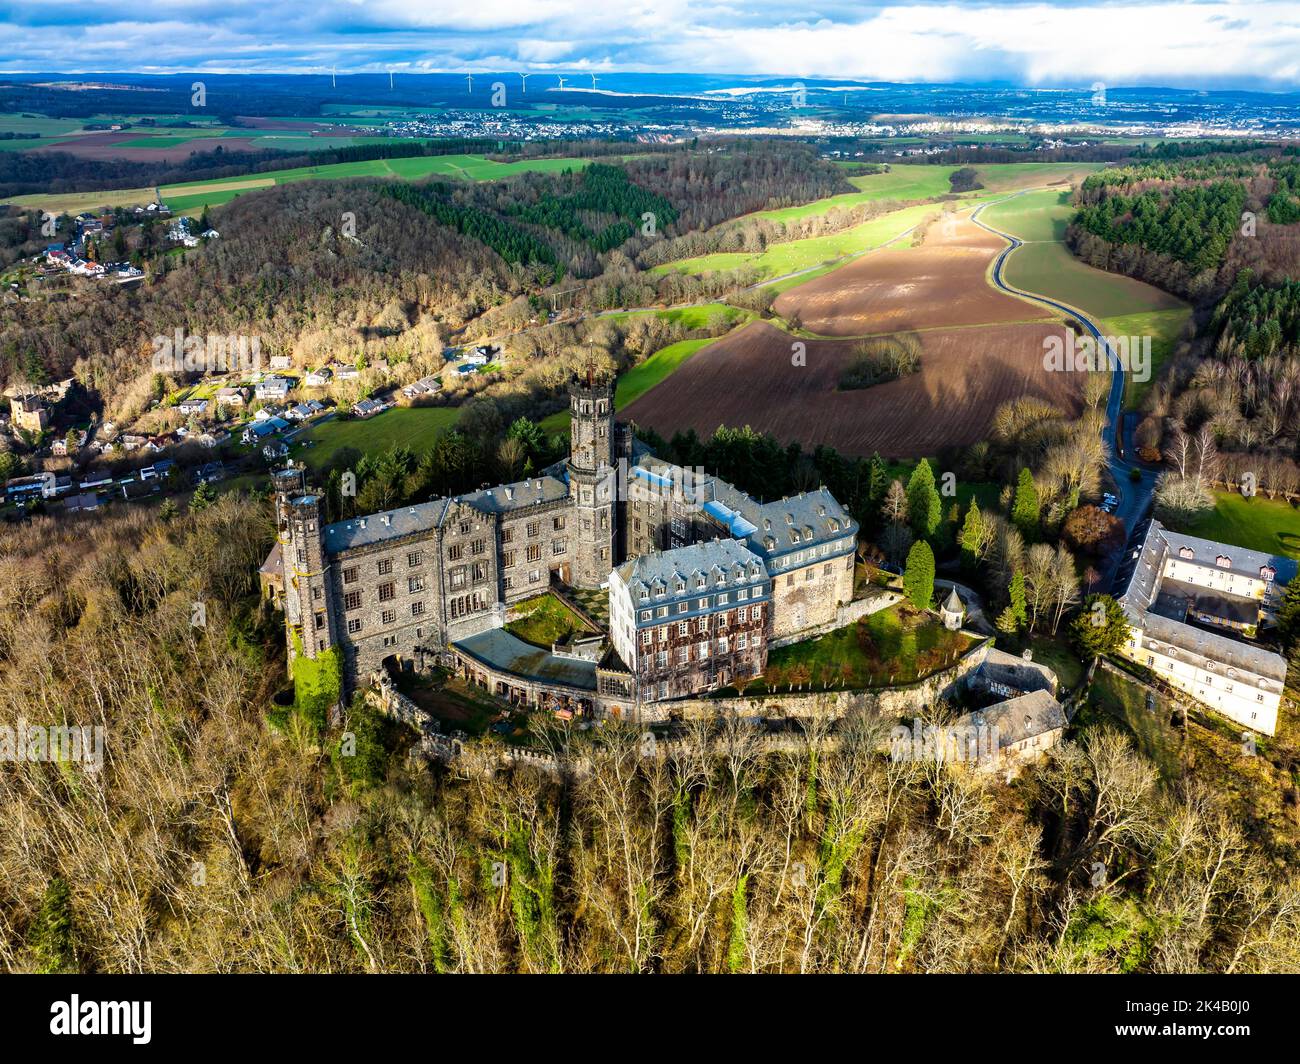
[461,476,568,514]
[323,498,450,553]
[614,537,766,592]
[629,455,857,563]
[1136,611,1288,684]
[961,689,1067,748]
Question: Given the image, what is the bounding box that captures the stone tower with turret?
[567,372,617,588]
[274,466,337,666]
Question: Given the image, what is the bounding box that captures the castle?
[264,374,858,715]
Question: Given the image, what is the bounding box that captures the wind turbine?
[517,72,531,93]
[332,66,337,89]
[388,69,394,91]
[590,74,598,90]
[557,75,567,90]
[465,72,473,93]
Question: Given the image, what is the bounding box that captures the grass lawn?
[1174,492,1300,560]
[1025,633,1087,694]
[749,604,975,691]
[751,165,962,224]
[1102,307,1192,410]
[1079,667,1183,782]
[296,406,460,470]
[504,593,593,647]
[654,199,997,282]
[540,333,727,435]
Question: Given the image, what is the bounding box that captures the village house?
[351,397,391,419]
[254,377,293,402]
[402,374,443,399]
[304,367,333,387]
[177,397,209,416]
[242,417,290,444]
[214,387,246,407]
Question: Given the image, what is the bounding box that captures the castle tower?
[280,487,336,664]
[567,373,616,588]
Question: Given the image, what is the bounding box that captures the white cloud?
[1,0,1298,86]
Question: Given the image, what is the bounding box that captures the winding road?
[971,194,1158,587]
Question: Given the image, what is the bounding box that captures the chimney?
[382,513,391,526]
[359,518,367,529]
[504,486,513,501]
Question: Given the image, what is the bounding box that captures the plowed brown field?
[621,320,1081,458]
[772,213,1050,336]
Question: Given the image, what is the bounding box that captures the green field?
[653,199,997,282]
[753,165,962,224]
[1174,492,1300,560]
[982,189,1187,320]
[3,152,608,216]
[1101,308,1192,409]
[972,161,1108,193]
[0,186,165,216]
[296,406,460,470]
[1082,667,1182,782]
[539,335,720,435]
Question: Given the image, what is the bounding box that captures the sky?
[1,0,1299,89]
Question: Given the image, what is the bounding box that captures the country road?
[971,194,1158,588]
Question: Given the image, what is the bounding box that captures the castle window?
[718,593,729,605]
[345,591,362,611]
[347,618,362,635]
[408,551,423,568]
[381,610,396,626]
[504,551,517,567]
[472,562,487,582]
[314,612,325,630]
[412,601,425,617]
[552,539,566,556]
[553,516,566,530]
[677,647,689,664]
[378,583,395,603]
[718,637,729,654]
[471,539,485,555]
[343,566,358,584]
[527,545,541,562]
[296,549,306,565]
[377,559,392,576]
[409,576,425,593]
[737,634,748,650]
[459,521,471,535]
[678,622,689,636]
[527,522,539,537]
[698,642,709,659]
[503,528,514,544]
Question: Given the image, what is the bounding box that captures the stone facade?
[265,375,861,711]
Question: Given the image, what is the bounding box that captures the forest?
[2,493,1298,974]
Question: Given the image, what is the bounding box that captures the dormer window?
[1216,555,1232,569]
[1261,565,1277,581]
[785,513,794,525]
[817,505,826,516]
[1179,546,1194,560]
[763,518,771,531]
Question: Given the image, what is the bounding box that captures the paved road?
[971,195,1158,587]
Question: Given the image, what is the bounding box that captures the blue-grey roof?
[702,498,758,537]
[454,628,597,690]
[461,476,568,514]
[615,537,766,592]
[323,498,449,553]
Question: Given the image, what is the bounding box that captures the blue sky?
[1,1,1298,88]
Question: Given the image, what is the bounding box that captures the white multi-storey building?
[1115,520,1296,736]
